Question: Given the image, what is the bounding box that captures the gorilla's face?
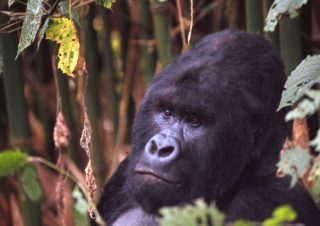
[125,68,253,213]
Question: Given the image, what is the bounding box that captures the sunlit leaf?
[96,0,116,9]
[263,205,296,226]
[0,149,28,178]
[278,54,320,110]
[264,0,308,32]
[72,186,89,226]
[19,165,42,202]
[160,199,225,226]
[277,147,311,187]
[16,0,43,59]
[310,129,320,152]
[45,18,80,77]
[285,89,320,121]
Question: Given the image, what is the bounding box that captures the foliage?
[0,149,28,177]
[19,165,42,202]
[277,147,311,187]
[285,89,320,121]
[264,0,308,32]
[160,199,298,226]
[16,0,43,59]
[73,186,89,226]
[262,205,297,226]
[160,199,224,226]
[278,54,320,110]
[310,129,320,152]
[96,0,116,9]
[45,18,80,77]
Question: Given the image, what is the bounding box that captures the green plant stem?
[245,0,263,33]
[29,156,106,226]
[279,17,302,75]
[149,0,172,69]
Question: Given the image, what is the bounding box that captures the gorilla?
[92,29,320,226]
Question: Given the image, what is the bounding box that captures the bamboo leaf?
[45,18,80,77]
[16,0,43,59]
[19,165,42,202]
[279,54,320,110]
[264,0,308,32]
[37,17,50,51]
[277,147,311,187]
[57,1,80,26]
[0,149,28,178]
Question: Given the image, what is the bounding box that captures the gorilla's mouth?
[134,168,182,185]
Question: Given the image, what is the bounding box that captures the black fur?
[92,29,320,226]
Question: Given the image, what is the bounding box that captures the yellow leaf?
[45,18,80,77]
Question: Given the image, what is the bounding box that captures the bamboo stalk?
[279,17,302,75]
[149,0,172,69]
[245,0,263,33]
[102,9,119,139]
[138,0,155,85]
[115,0,130,70]
[85,7,105,186]
[0,16,41,226]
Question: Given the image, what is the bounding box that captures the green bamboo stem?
[115,0,130,69]
[55,70,80,166]
[0,16,41,226]
[279,17,302,75]
[102,10,119,140]
[139,0,155,84]
[149,0,172,69]
[245,0,263,33]
[85,7,105,186]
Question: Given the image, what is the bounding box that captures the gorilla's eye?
[188,116,201,127]
[161,107,173,118]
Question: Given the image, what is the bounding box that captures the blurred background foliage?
[0,0,320,226]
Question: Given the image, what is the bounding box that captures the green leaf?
[262,205,296,226]
[285,89,320,120]
[19,165,42,202]
[96,0,116,9]
[72,186,89,226]
[278,54,320,110]
[45,18,80,77]
[160,199,225,226]
[233,220,257,226]
[37,17,50,51]
[0,149,28,178]
[310,129,320,152]
[277,147,311,187]
[264,0,308,32]
[16,0,43,59]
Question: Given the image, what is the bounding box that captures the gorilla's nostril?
[150,140,158,154]
[158,146,174,158]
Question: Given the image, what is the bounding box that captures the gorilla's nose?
[144,133,180,163]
